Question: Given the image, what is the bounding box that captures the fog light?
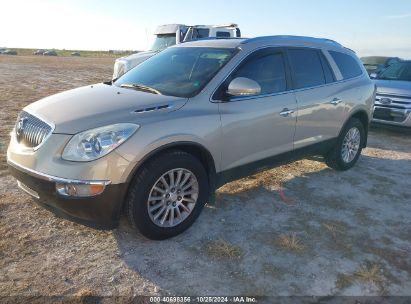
[56,183,106,197]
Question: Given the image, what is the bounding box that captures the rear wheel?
[126,150,209,240]
[325,118,365,171]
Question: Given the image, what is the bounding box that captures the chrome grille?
[375,93,411,110]
[15,111,53,149]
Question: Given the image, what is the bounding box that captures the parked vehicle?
[71,52,81,56]
[371,60,411,128]
[112,23,241,79]
[8,36,374,239]
[34,49,46,55]
[43,50,57,56]
[361,56,402,76]
[1,49,17,55]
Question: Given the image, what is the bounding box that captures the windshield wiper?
[120,83,162,95]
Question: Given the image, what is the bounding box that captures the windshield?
[115,47,236,98]
[377,62,411,81]
[150,34,177,52]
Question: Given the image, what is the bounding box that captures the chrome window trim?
[289,74,364,94]
[209,45,365,103]
[7,159,111,186]
[228,90,294,102]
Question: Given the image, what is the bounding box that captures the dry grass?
[335,273,354,289]
[217,159,326,197]
[70,288,96,304]
[322,221,346,238]
[9,48,133,58]
[277,233,304,252]
[205,239,243,259]
[354,263,383,284]
[335,263,385,291]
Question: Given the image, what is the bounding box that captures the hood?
[374,79,411,96]
[24,83,187,134]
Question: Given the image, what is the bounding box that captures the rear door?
[215,48,297,171]
[287,48,346,149]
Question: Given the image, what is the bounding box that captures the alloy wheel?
[341,127,361,163]
[147,168,199,228]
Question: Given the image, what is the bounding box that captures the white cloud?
[384,13,411,19]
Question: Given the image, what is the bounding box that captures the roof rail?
[183,37,244,42]
[241,35,343,47]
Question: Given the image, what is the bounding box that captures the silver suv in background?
[371,60,411,128]
[112,23,241,79]
[361,56,402,76]
[8,36,374,239]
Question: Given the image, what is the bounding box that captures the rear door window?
[329,51,363,79]
[288,49,326,89]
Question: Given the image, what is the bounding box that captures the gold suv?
[8,36,375,239]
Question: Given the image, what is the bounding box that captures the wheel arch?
[342,109,370,148]
[124,141,218,207]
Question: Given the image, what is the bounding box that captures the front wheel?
[126,150,209,240]
[325,118,365,171]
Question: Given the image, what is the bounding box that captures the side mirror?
[227,77,261,97]
[369,72,377,79]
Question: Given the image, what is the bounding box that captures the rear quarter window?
[330,51,363,79]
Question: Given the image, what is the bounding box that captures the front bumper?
[372,106,411,128]
[8,160,127,229]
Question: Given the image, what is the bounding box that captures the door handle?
[279,108,294,117]
[330,98,343,105]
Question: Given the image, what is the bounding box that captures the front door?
[215,48,297,171]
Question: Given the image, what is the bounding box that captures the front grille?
[373,107,408,122]
[375,93,411,110]
[15,111,53,149]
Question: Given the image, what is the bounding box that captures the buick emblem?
[16,117,27,137]
[379,98,392,105]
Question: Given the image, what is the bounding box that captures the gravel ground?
[0,55,410,299]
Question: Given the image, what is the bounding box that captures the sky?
[1,0,411,58]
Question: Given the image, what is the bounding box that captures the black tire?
[126,150,209,240]
[325,118,365,171]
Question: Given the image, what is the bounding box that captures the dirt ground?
[0,55,410,299]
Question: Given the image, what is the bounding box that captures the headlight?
[62,123,139,161]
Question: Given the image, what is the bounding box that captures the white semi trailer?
[112,23,241,79]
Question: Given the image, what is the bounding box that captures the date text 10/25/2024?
[149,296,258,303]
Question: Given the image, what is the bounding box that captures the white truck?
[112,23,241,79]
